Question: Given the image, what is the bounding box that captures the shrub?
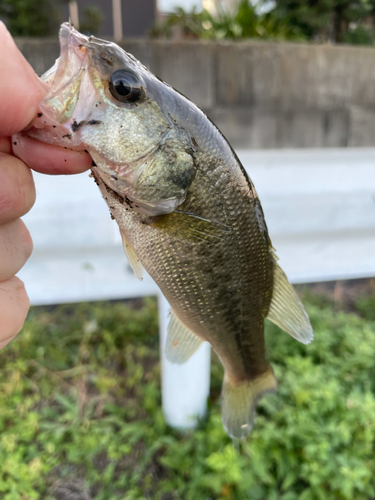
[0,293,374,499]
[0,0,61,36]
[150,1,305,42]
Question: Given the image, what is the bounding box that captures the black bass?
[22,23,313,438]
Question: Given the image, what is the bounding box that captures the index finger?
[0,22,47,136]
[13,134,93,175]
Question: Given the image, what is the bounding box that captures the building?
[65,0,157,39]
[66,0,209,39]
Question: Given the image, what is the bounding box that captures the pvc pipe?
[68,1,79,29]
[158,293,211,429]
[112,0,123,41]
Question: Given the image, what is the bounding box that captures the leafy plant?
[80,5,104,36]
[151,1,305,41]
[0,291,374,499]
[272,0,375,44]
[0,0,61,36]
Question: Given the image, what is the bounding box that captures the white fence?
[20,148,375,305]
[18,148,375,428]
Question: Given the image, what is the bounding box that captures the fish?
[21,23,313,438]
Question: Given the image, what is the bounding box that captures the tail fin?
[221,366,277,438]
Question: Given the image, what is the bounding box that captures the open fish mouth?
[22,23,108,149]
[35,24,91,126]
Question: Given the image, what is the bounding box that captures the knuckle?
[18,220,33,260]
[0,156,36,222]
[12,276,30,310]
[11,280,30,335]
[0,190,16,217]
[0,277,30,340]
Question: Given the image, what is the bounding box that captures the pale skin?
[0,22,92,349]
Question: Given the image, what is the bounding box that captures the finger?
[0,137,12,154]
[0,22,48,136]
[0,219,33,282]
[0,153,36,225]
[0,276,30,349]
[13,134,92,175]
[0,22,48,134]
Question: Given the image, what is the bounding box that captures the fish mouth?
[40,23,91,126]
[57,22,89,77]
[36,23,91,126]
[35,23,89,90]
[23,23,106,148]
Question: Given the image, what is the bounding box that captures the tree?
[271,0,375,43]
[79,6,104,36]
[0,0,61,36]
[150,0,305,41]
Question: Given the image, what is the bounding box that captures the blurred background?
[1,1,375,499]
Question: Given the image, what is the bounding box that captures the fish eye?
[108,70,143,103]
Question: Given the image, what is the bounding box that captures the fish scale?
[22,23,313,438]
[97,142,273,387]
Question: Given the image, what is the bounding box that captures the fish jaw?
[23,23,107,150]
[40,23,90,125]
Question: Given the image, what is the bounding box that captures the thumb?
[0,22,48,136]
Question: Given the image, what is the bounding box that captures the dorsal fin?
[267,262,313,344]
[119,229,144,281]
[165,310,204,364]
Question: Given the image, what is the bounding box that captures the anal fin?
[222,366,277,439]
[120,229,144,281]
[267,262,313,345]
[165,310,204,364]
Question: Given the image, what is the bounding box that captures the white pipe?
[112,0,123,41]
[69,1,79,29]
[158,293,211,429]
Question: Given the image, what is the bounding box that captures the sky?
[158,0,202,12]
[157,0,275,14]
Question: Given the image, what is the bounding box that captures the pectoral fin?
[119,229,144,281]
[165,310,204,364]
[149,210,231,244]
[267,262,313,344]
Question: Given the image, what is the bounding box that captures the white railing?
[19,148,375,428]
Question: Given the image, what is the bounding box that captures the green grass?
[0,292,374,500]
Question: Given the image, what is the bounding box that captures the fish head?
[26,23,196,216]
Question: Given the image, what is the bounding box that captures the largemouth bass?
[22,23,313,438]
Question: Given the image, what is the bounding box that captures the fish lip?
[59,22,114,64]
[53,23,90,89]
[59,22,90,58]
[23,23,105,147]
[33,23,100,134]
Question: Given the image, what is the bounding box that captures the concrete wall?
[16,37,375,149]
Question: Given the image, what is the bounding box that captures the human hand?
[0,22,92,349]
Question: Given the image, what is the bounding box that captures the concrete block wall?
[16,37,375,148]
